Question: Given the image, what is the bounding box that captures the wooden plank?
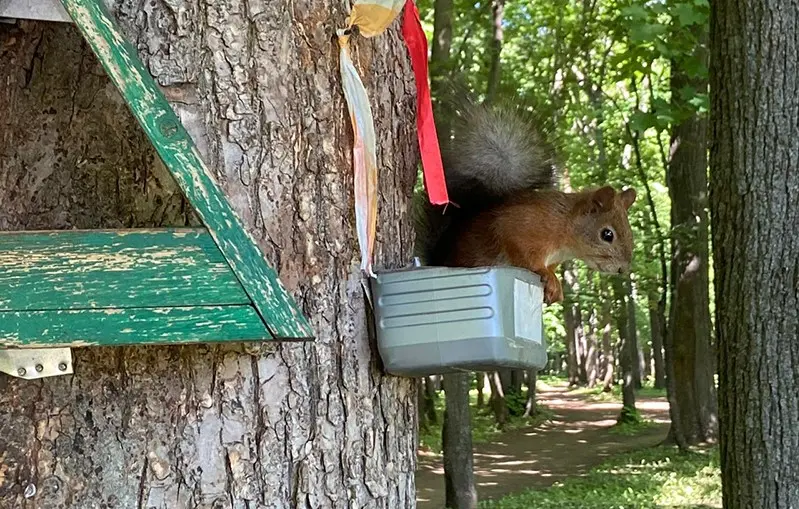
[0,305,272,348]
[0,228,251,312]
[0,0,72,22]
[57,0,315,340]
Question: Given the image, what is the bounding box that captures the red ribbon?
[401,0,449,205]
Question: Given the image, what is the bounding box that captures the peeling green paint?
[0,306,270,347]
[0,229,249,311]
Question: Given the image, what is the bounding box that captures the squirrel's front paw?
[543,276,564,305]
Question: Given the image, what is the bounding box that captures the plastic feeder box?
[370,266,547,377]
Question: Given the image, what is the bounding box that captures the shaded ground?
[415,383,671,508]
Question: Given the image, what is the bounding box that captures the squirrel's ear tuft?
[620,187,637,210]
[586,186,616,213]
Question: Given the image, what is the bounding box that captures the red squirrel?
[414,100,637,304]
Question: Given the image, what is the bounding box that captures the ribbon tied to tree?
[337,0,449,277]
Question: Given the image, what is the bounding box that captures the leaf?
[629,22,668,43]
[620,4,648,20]
[629,110,657,134]
[672,2,707,26]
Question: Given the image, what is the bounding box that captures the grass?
[479,445,722,509]
[568,380,667,403]
[418,389,554,453]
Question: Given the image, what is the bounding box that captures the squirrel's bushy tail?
[413,98,560,264]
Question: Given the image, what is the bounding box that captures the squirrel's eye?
[601,228,614,243]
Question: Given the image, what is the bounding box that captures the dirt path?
[415,384,671,508]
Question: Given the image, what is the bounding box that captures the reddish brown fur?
[442,186,637,304]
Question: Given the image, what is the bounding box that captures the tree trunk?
[430,0,454,138]
[613,277,637,422]
[485,0,506,103]
[522,370,538,418]
[564,308,580,386]
[475,372,485,407]
[648,290,667,389]
[418,382,428,431]
[0,8,419,508]
[667,23,718,446]
[487,372,509,428]
[600,281,615,392]
[562,264,583,387]
[424,377,439,425]
[626,277,642,390]
[585,305,599,388]
[710,0,799,504]
[442,374,478,509]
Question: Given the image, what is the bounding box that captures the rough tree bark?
[710,0,799,505]
[0,5,419,508]
[667,23,718,445]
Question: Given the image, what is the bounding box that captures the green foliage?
[505,389,529,417]
[478,446,721,508]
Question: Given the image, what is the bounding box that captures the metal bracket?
[0,348,73,379]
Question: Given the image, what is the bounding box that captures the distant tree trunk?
[498,369,523,397]
[613,277,637,422]
[424,377,439,425]
[710,0,799,504]
[418,383,428,430]
[642,339,652,382]
[442,374,478,509]
[475,372,485,407]
[585,305,599,387]
[549,352,563,376]
[600,281,615,392]
[648,290,667,389]
[667,22,718,446]
[487,372,509,428]
[430,0,454,138]
[485,0,506,102]
[0,7,418,508]
[562,264,583,386]
[626,278,642,390]
[523,370,538,418]
[511,370,524,394]
[564,309,581,386]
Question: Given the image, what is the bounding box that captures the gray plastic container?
[370,265,547,377]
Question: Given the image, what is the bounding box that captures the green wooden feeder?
[0,0,315,380]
